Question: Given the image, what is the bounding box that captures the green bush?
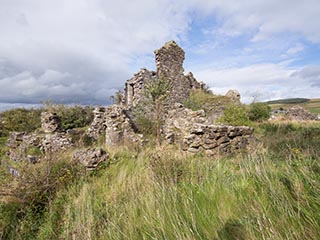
[219,105,250,126]
[0,108,41,136]
[248,102,271,121]
[44,104,94,130]
[183,89,232,113]
[133,115,156,136]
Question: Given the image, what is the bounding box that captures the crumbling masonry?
[87,41,254,154]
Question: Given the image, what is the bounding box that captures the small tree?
[248,103,271,121]
[142,78,171,145]
[110,90,123,104]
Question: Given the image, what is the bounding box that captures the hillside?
[267,98,320,114]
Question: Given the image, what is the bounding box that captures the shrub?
[183,89,232,112]
[0,154,85,238]
[248,102,271,121]
[133,115,156,136]
[219,105,250,126]
[0,108,41,136]
[44,104,94,130]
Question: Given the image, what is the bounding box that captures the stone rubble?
[285,106,317,121]
[41,112,62,133]
[72,148,108,170]
[6,112,73,163]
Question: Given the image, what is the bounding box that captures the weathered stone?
[203,142,218,150]
[217,136,230,144]
[27,155,39,164]
[41,112,61,133]
[285,106,317,121]
[72,148,108,170]
[123,68,157,107]
[123,41,205,109]
[188,147,201,153]
[41,133,72,153]
[163,104,254,155]
[225,90,241,102]
[6,132,25,148]
[105,105,143,146]
[87,107,107,140]
[165,132,175,144]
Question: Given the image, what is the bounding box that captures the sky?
[0,0,320,110]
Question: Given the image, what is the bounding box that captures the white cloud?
[195,63,320,103]
[286,43,305,55]
[0,0,192,105]
[192,0,320,43]
[0,0,319,108]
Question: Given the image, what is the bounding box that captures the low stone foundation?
[181,124,254,155]
[164,104,254,155]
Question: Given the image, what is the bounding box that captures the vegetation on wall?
[133,78,171,145]
[43,104,94,131]
[183,89,232,113]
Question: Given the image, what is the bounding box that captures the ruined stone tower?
[123,41,204,108]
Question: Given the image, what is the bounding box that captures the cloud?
[286,43,305,55]
[195,63,320,103]
[0,0,319,108]
[0,0,192,106]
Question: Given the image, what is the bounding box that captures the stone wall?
[87,105,143,146]
[104,105,143,146]
[164,103,254,155]
[6,112,72,163]
[123,41,205,109]
[123,68,156,108]
[87,107,107,139]
[181,124,254,155]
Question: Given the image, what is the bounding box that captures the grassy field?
[1,122,319,239]
[267,98,320,114]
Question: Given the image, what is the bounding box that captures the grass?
[268,98,320,114]
[1,122,320,239]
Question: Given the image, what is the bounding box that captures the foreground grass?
[1,123,320,239]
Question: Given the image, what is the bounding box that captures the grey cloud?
[0,0,319,108]
[0,0,191,106]
[291,66,320,87]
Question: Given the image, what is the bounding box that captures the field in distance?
[266,98,320,114]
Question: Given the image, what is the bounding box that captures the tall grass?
[1,123,320,239]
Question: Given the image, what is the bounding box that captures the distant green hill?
[266,98,320,114]
[266,98,310,104]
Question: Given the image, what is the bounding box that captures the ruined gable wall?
[155,41,195,104]
[123,68,156,108]
[123,41,203,109]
